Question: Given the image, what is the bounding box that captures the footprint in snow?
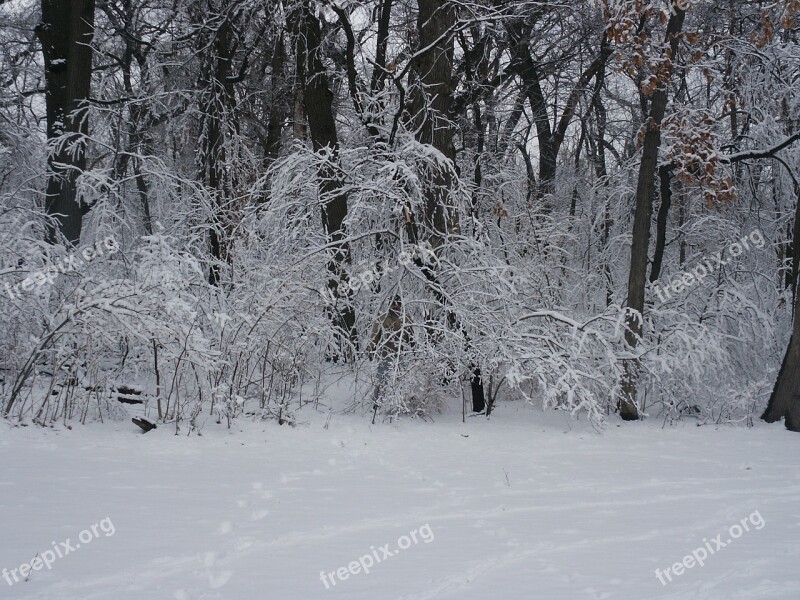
[234,537,254,551]
[218,521,233,534]
[583,587,612,599]
[198,551,233,589]
[208,570,233,588]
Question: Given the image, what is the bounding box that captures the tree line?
[0,0,799,430]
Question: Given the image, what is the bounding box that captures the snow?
[1,407,799,599]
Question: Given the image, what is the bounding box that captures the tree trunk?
[619,8,686,420]
[102,0,155,235]
[763,316,800,431]
[411,0,487,411]
[264,32,286,165]
[410,0,458,244]
[36,0,96,245]
[649,165,673,283]
[194,0,238,286]
[471,367,486,413]
[505,20,555,205]
[763,184,800,430]
[291,0,356,352]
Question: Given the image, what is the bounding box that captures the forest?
[3,0,800,430]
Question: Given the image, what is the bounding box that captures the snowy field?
[2,406,799,600]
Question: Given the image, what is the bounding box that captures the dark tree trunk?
[102,0,155,235]
[649,165,673,284]
[36,0,96,245]
[763,322,800,430]
[370,0,393,97]
[291,0,356,352]
[410,0,458,243]
[590,69,615,307]
[259,31,287,206]
[619,8,686,420]
[193,0,239,286]
[264,33,286,165]
[788,182,800,295]
[409,0,486,409]
[471,367,486,413]
[763,184,800,430]
[504,20,556,205]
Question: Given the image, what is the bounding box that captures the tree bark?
[291,0,357,352]
[408,0,487,411]
[619,8,686,420]
[193,0,240,285]
[763,183,800,430]
[649,165,673,284]
[504,21,555,205]
[410,0,458,243]
[101,0,159,235]
[763,313,800,431]
[36,0,96,245]
[264,32,286,165]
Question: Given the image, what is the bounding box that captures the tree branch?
[722,132,800,163]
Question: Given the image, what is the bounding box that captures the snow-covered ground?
[2,406,799,599]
